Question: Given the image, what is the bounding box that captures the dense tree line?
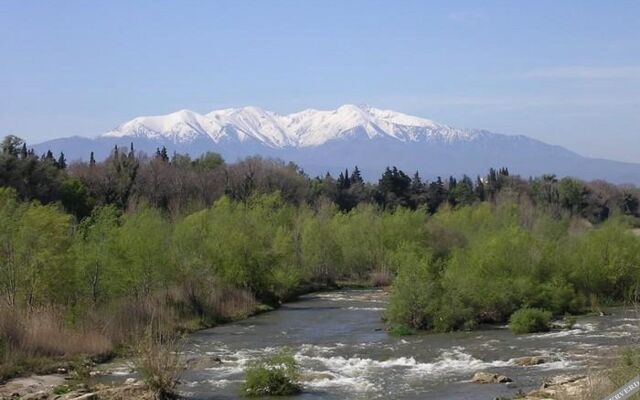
[2,135,639,222]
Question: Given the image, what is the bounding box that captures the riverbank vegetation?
[508,308,552,334]
[1,135,640,381]
[242,350,301,397]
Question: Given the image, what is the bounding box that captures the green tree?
[570,219,640,301]
[74,205,119,304]
[14,203,73,307]
[301,203,342,283]
[112,207,171,297]
[59,177,92,219]
[0,188,26,306]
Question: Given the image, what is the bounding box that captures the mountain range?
[33,104,640,183]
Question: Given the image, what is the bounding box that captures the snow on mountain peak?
[104,109,225,142]
[103,104,479,147]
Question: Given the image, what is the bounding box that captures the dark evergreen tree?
[350,166,363,184]
[409,171,427,208]
[1,135,23,156]
[377,166,412,209]
[56,152,67,169]
[475,176,486,201]
[426,177,447,214]
[45,150,55,162]
[450,175,475,206]
[337,169,351,190]
[129,142,135,159]
[155,146,169,162]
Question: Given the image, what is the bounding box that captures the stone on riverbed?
[184,355,223,369]
[0,375,66,399]
[472,371,513,384]
[513,356,552,366]
[521,375,591,399]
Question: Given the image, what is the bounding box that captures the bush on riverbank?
[509,308,552,334]
[242,350,301,397]
[386,202,640,332]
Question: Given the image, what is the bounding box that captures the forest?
[1,134,640,381]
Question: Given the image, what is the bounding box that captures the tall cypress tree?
[56,152,67,169]
[475,176,486,201]
[351,166,363,184]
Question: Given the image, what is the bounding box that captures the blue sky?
[1,0,639,162]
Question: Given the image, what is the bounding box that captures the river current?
[106,289,640,399]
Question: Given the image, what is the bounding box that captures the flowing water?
[105,289,640,399]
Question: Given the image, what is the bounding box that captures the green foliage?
[570,218,640,302]
[53,385,72,395]
[386,201,640,332]
[388,324,415,336]
[2,137,640,367]
[509,308,552,334]
[385,246,443,330]
[59,178,92,219]
[13,203,73,306]
[300,203,342,284]
[242,349,301,397]
[112,207,172,297]
[73,205,120,304]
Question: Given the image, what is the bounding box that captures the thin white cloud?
[522,66,640,79]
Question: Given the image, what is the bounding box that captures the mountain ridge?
[102,104,482,148]
[30,104,640,184]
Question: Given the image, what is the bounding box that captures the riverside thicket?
[1,135,640,379]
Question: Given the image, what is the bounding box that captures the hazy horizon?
[1,1,639,162]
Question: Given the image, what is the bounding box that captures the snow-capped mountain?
[33,105,640,184]
[103,104,482,147]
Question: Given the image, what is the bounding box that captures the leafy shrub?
[388,324,414,336]
[385,246,439,330]
[242,350,301,397]
[509,308,552,334]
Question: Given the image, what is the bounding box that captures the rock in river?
[472,371,513,384]
[513,356,551,366]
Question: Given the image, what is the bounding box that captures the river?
[106,289,640,399]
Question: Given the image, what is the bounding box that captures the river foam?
[295,346,514,382]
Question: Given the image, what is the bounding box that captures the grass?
[0,306,113,382]
[0,307,112,357]
[0,283,260,385]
